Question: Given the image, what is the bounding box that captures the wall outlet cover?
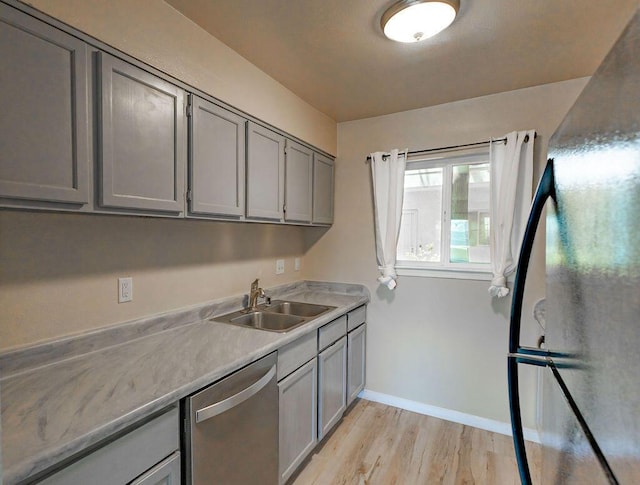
[118,277,133,303]
[294,257,300,271]
[276,259,285,274]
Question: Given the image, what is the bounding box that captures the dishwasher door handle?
[195,365,276,423]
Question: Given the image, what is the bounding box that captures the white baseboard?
[359,389,541,444]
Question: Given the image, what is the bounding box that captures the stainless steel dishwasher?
[183,352,278,484]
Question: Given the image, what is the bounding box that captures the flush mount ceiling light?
[381,0,459,43]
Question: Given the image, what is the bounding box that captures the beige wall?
[24,0,337,155]
[304,78,589,428]
[0,211,313,350]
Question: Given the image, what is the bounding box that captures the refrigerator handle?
[509,157,555,354]
[508,158,555,485]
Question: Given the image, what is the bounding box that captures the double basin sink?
[211,300,336,333]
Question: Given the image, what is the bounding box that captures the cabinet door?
[130,451,180,485]
[312,153,334,225]
[284,140,313,223]
[0,4,90,206]
[189,96,246,218]
[318,336,347,440]
[98,52,185,214]
[246,122,285,220]
[347,323,366,406]
[278,359,318,484]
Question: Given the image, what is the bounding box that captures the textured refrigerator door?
[543,6,640,483]
[541,366,612,484]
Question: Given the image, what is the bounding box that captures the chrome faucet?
[248,278,268,310]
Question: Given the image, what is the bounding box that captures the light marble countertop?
[0,281,369,484]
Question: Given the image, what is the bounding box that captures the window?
[396,146,492,278]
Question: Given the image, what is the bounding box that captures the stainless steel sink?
[211,300,336,333]
[230,311,305,332]
[263,301,332,317]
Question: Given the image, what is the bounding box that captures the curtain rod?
[365,133,536,162]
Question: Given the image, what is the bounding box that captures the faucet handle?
[258,288,270,306]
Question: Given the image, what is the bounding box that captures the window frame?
[395,145,494,280]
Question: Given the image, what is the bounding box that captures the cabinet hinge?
[186,190,192,202]
[186,101,193,117]
[283,204,286,213]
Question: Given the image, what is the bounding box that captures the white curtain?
[488,130,535,297]
[370,149,407,290]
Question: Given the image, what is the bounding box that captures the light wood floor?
[292,399,541,485]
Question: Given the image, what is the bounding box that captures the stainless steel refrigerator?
[508,6,640,484]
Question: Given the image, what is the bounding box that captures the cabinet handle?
[195,365,276,423]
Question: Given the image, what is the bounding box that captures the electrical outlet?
[276,259,285,275]
[294,257,300,271]
[118,277,133,303]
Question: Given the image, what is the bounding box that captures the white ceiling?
[165,0,640,122]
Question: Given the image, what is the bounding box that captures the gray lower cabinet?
[0,3,90,207]
[97,52,186,215]
[284,140,313,223]
[347,323,366,406]
[278,358,318,484]
[318,335,347,441]
[188,95,246,218]
[246,122,285,221]
[40,407,179,485]
[130,451,181,485]
[312,153,334,225]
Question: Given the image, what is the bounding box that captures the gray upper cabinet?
[284,140,313,223]
[97,52,185,215]
[1,1,333,225]
[188,95,246,218]
[312,153,334,225]
[246,122,285,221]
[0,4,90,206]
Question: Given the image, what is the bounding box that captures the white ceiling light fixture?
[381,0,460,43]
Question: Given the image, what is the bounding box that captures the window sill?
[396,265,494,281]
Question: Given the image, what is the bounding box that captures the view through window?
[397,148,491,271]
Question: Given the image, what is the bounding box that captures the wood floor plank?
[403,421,441,483]
[373,409,422,484]
[424,419,463,484]
[454,425,479,484]
[292,399,541,485]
